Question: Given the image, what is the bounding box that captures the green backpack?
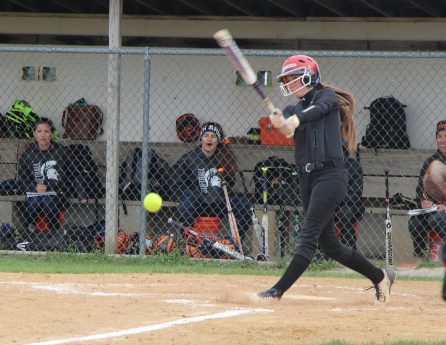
[5,100,40,139]
[5,100,60,139]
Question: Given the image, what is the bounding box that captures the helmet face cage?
[278,67,313,97]
[277,55,321,97]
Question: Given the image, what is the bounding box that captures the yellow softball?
[143,192,163,213]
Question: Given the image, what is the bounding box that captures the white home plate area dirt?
[0,272,445,345]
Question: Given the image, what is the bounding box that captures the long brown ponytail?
[318,83,357,154]
[215,143,239,184]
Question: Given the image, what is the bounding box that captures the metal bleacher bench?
[0,138,435,261]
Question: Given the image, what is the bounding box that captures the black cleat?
[257,288,283,300]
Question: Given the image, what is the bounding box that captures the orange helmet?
[176,113,201,143]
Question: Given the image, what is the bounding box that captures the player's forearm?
[296,105,324,125]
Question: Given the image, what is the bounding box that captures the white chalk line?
[165,298,217,308]
[1,281,224,300]
[25,308,273,345]
[0,281,166,289]
[1,281,144,297]
[2,281,273,344]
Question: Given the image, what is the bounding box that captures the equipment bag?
[0,179,18,196]
[62,98,104,140]
[119,147,172,201]
[183,232,237,260]
[64,144,104,200]
[0,223,17,250]
[0,113,8,138]
[253,156,301,206]
[5,100,40,139]
[361,96,410,149]
[65,220,105,253]
[17,230,66,252]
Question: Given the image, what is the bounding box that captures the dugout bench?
[0,138,435,262]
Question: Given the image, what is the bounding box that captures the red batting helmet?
[277,55,321,96]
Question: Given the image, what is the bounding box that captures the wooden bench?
[0,139,434,261]
[358,146,430,201]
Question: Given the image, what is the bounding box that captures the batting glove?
[280,115,300,138]
[269,108,286,128]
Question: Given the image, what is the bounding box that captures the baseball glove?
[95,229,129,254]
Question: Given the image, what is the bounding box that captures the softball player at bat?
[257,55,397,303]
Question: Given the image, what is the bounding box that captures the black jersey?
[283,87,344,168]
[172,146,226,205]
[17,141,67,194]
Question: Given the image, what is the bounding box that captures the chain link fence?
[0,47,445,264]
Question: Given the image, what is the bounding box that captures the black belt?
[301,160,336,173]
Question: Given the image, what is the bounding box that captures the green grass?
[0,251,286,274]
[0,250,344,275]
[0,252,442,282]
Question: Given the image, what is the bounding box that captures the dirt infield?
[0,272,445,345]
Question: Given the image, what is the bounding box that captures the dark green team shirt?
[17,141,67,194]
[172,147,227,205]
[283,87,344,168]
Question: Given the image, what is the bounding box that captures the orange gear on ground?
[153,234,178,254]
[116,230,129,254]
